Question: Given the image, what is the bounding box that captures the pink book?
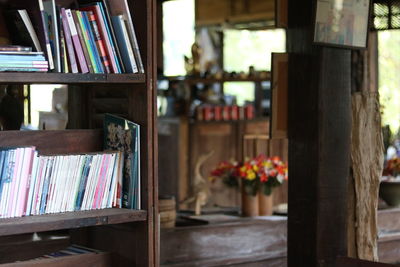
[16,147,35,217]
[93,154,110,209]
[65,9,89,74]
[61,8,78,73]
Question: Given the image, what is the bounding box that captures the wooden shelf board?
[0,73,146,84]
[0,209,147,236]
[166,75,271,84]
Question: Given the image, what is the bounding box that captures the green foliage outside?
[379,30,400,136]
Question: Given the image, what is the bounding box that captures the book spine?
[81,12,104,74]
[72,11,94,73]
[0,150,15,217]
[80,5,119,73]
[65,9,89,74]
[58,12,68,73]
[111,15,137,73]
[43,0,61,72]
[76,11,98,73]
[25,151,38,216]
[100,0,124,73]
[38,0,54,70]
[60,8,78,73]
[86,11,111,73]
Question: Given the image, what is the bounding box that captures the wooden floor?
[160,207,400,266]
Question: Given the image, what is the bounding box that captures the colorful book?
[65,9,89,73]
[80,3,120,73]
[81,11,104,73]
[60,8,78,73]
[86,10,111,73]
[71,10,94,73]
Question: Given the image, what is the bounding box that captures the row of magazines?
[0,0,144,73]
[0,114,140,218]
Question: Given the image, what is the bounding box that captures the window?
[163,0,195,76]
[379,30,400,134]
[223,29,286,73]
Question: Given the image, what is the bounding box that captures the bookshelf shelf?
[0,209,147,237]
[0,73,146,84]
[166,74,271,84]
[0,0,157,265]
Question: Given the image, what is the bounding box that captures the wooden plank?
[0,209,147,236]
[287,0,352,265]
[0,73,145,84]
[0,130,103,154]
[160,217,286,266]
[0,252,112,267]
[336,257,395,266]
[378,208,400,233]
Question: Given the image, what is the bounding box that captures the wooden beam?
[287,0,351,266]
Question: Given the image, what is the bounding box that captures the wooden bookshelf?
[0,0,158,266]
[0,73,146,84]
[0,209,147,237]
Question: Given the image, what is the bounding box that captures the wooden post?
[287,0,351,266]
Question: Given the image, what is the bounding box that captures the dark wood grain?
[0,252,112,267]
[0,130,102,154]
[0,209,147,236]
[336,257,395,266]
[0,73,146,84]
[160,217,286,267]
[287,0,352,266]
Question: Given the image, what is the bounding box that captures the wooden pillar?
[287,0,351,266]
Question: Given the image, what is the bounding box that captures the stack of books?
[0,147,124,218]
[0,46,48,72]
[2,0,144,74]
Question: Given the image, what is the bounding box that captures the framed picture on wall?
[313,0,371,49]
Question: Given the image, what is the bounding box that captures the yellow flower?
[253,165,259,172]
[246,170,256,180]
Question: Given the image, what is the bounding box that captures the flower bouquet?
[210,155,288,216]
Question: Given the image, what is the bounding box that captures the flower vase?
[258,192,273,216]
[241,187,259,217]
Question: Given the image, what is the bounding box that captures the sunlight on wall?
[163,0,195,76]
[224,29,286,73]
[30,84,64,129]
[379,30,400,135]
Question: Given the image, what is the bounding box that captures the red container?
[222,106,230,120]
[231,105,239,120]
[245,105,255,120]
[203,105,214,121]
[214,106,222,121]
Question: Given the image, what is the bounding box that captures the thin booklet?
[103,114,140,209]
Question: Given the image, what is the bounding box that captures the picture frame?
[313,0,371,49]
[270,53,288,139]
